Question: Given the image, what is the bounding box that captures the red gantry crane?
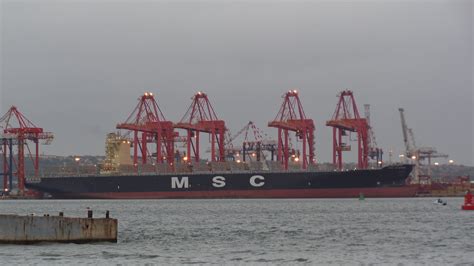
[0,106,53,194]
[116,92,175,168]
[174,91,226,162]
[268,90,315,170]
[0,135,14,193]
[326,90,369,170]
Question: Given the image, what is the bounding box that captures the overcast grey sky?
[1,0,472,165]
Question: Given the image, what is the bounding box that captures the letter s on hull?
[212,176,226,188]
[171,176,189,189]
[250,175,265,187]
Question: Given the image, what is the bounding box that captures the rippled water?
[0,198,473,265]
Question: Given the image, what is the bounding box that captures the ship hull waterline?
[45,187,417,199]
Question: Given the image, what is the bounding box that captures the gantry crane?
[364,104,383,166]
[399,108,448,183]
[174,92,226,162]
[0,135,14,193]
[0,106,53,194]
[241,121,277,162]
[268,90,315,170]
[326,90,369,170]
[224,121,277,162]
[117,92,175,169]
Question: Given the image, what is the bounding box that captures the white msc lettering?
[212,176,226,188]
[250,175,265,187]
[171,176,189,189]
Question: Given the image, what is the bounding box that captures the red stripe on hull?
[55,187,418,199]
[462,205,474,210]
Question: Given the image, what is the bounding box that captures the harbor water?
[0,198,473,265]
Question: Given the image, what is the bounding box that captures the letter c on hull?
[250,175,265,187]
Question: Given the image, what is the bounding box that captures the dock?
[0,211,117,244]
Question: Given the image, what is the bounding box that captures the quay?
[0,210,117,244]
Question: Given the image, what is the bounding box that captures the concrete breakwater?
[0,211,117,244]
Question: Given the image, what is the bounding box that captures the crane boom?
[225,121,252,147]
[398,108,411,154]
[398,107,450,184]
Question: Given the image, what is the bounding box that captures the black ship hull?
[26,164,415,199]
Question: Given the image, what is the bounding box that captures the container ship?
[26,164,414,199]
[6,90,416,198]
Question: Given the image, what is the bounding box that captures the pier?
[0,211,117,244]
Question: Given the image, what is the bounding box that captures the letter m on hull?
[171,176,189,189]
